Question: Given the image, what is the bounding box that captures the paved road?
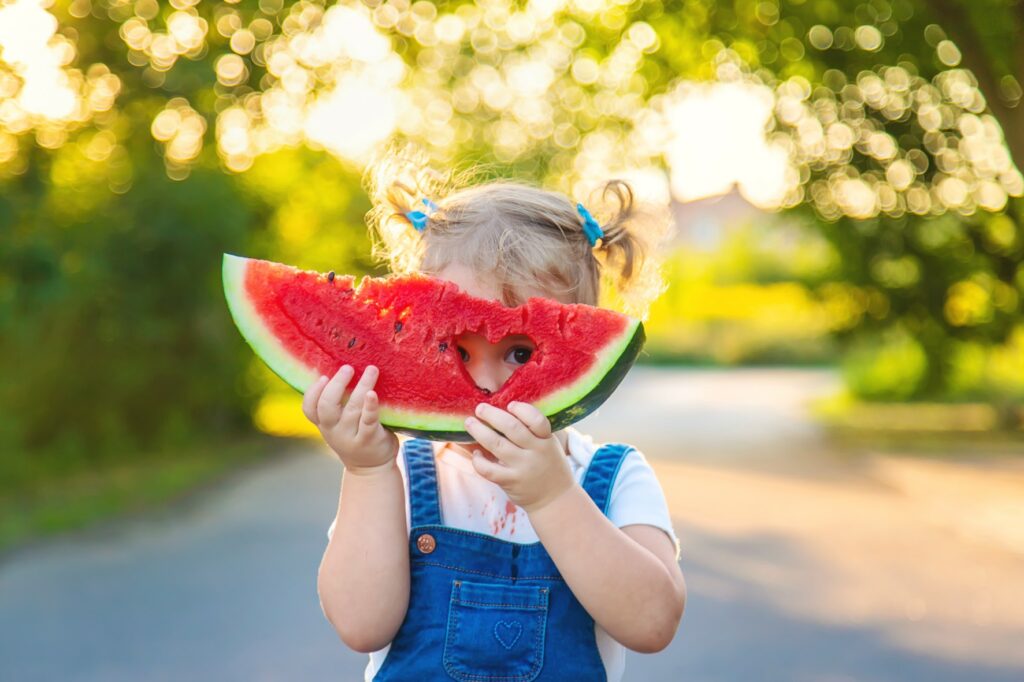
[2,367,1023,681]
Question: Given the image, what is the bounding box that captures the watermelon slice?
[222,253,644,441]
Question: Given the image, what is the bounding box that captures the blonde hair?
[362,142,672,319]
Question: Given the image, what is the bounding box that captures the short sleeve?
[326,448,412,540]
[606,449,680,558]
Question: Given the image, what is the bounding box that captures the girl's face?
[435,262,538,395]
[434,261,569,461]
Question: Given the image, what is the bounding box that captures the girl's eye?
[506,346,533,365]
[457,346,470,362]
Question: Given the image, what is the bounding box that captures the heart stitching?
[493,620,523,650]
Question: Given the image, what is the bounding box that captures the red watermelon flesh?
[223,253,644,441]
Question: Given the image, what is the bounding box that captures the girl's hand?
[465,402,575,513]
[302,365,399,475]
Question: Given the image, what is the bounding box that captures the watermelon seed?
[394,321,403,333]
[480,388,492,396]
[348,337,357,348]
[438,342,448,352]
[327,271,335,282]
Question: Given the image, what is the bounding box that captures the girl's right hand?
[302,364,399,475]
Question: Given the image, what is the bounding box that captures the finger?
[471,449,512,486]
[358,389,382,435]
[342,365,379,430]
[506,402,552,439]
[474,403,537,449]
[464,416,522,463]
[318,364,355,424]
[302,376,329,425]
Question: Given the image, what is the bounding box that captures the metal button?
[416,533,436,554]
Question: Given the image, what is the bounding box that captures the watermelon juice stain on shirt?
[325,427,680,682]
[485,497,520,536]
[499,499,519,536]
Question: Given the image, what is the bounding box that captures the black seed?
[394,321,403,333]
[438,342,448,352]
[481,388,492,396]
[348,337,356,348]
[327,271,335,282]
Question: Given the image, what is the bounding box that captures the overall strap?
[580,443,633,516]
[402,439,442,527]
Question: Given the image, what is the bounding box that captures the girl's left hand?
[465,402,575,514]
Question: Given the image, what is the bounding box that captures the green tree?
[0,0,373,472]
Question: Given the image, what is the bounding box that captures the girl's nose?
[472,362,505,394]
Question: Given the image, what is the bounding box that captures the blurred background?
[1,0,1022,680]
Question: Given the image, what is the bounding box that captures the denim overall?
[372,438,633,682]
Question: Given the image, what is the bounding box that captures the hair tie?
[405,198,440,232]
[576,202,604,247]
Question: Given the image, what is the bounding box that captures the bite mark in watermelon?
[222,253,644,441]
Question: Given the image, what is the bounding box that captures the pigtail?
[594,180,641,281]
[362,140,452,274]
[587,178,674,319]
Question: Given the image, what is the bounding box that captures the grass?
[0,432,291,557]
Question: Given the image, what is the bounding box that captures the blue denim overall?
[372,438,633,682]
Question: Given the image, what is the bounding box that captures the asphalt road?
[2,367,1023,681]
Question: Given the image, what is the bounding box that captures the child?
[308,150,685,681]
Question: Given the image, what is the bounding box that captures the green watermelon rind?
[223,253,320,393]
[535,317,642,417]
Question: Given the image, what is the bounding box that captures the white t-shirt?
[325,427,679,682]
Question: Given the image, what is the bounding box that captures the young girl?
[308,151,685,681]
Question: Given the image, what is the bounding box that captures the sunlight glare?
[662,81,797,208]
[0,0,80,121]
[305,72,405,164]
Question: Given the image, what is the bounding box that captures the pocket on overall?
[443,579,550,682]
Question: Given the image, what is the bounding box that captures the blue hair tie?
[576,202,604,247]
[405,198,440,232]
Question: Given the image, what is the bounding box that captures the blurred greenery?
[644,216,842,365]
[1,144,372,487]
[2,0,1023,526]
[0,432,286,554]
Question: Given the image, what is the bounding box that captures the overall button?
[416,533,436,554]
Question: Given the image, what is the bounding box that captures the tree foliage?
[1,0,1022,469]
